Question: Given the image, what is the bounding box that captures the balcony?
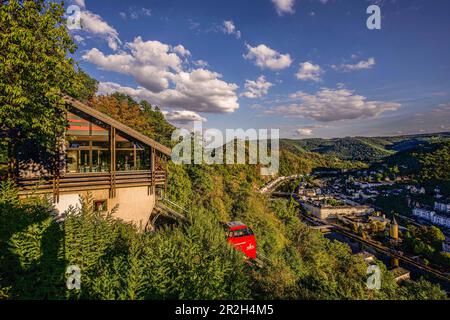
[18,170,167,195]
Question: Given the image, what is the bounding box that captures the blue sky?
[68,0,450,138]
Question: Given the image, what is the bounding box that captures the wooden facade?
[17,97,171,208]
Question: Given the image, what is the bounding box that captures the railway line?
[296,200,450,283]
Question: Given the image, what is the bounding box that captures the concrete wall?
[54,186,155,230]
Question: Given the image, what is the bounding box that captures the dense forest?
[282,133,450,163]
[0,0,448,300]
[375,141,450,194]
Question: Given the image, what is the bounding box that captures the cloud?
[243,44,292,70]
[173,44,191,57]
[249,104,264,110]
[295,61,323,82]
[193,60,209,68]
[271,0,295,15]
[79,10,121,50]
[72,0,85,8]
[83,37,182,92]
[162,110,207,123]
[73,34,85,45]
[98,74,238,114]
[188,19,200,30]
[120,7,152,20]
[241,76,274,99]
[296,128,314,136]
[222,20,241,39]
[268,87,401,122]
[332,57,376,72]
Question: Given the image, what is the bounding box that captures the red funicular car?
[223,221,257,260]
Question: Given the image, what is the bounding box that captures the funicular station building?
[17,97,171,229]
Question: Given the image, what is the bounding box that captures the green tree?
[0,0,80,176]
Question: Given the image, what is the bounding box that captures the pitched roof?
[64,96,172,156]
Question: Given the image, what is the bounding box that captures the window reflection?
[115,134,150,171]
[65,112,110,173]
[65,112,151,174]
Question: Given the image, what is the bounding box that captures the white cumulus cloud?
[296,128,314,136]
[243,44,292,71]
[173,44,191,57]
[296,61,323,82]
[222,20,241,39]
[72,0,85,8]
[271,0,295,15]
[78,12,239,114]
[332,57,376,72]
[241,76,274,99]
[268,87,401,122]
[162,110,207,123]
[79,10,121,50]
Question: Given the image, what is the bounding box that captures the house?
[16,97,172,230]
[358,251,376,264]
[413,208,450,229]
[442,239,450,254]
[434,201,450,214]
[390,267,410,283]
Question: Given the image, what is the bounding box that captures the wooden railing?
[18,170,167,195]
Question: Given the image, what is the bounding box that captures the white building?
[443,241,450,254]
[413,208,450,229]
[434,202,450,214]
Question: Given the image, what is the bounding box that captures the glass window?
[91,119,108,137]
[232,228,253,238]
[92,149,110,173]
[116,141,133,149]
[136,146,151,170]
[68,140,90,148]
[115,134,150,171]
[67,112,91,136]
[79,150,91,173]
[66,150,78,173]
[92,141,109,149]
[65,111,111,174]
[116,150,134,171]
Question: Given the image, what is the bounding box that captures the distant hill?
[281,132,450,163]
[380,141,450,182]
[279,139,367,176]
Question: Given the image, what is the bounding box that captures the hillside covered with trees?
[0,0,448,301]
[282,133,450,163]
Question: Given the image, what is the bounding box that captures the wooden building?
[17,96,171,229]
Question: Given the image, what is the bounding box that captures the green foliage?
[89,94,175,146]
[403,225,448,268]
[279,140,366,176]
[398,278,448,300]
[281,137,393,162]
[1,161,448,300]
[70,69,98,102]
[382,141,450,184]
[0,180,64,299]
[0,180,252,300]
[0,0,80,164]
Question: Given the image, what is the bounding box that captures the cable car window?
[232,229,253,237]
[232,230,242,237]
